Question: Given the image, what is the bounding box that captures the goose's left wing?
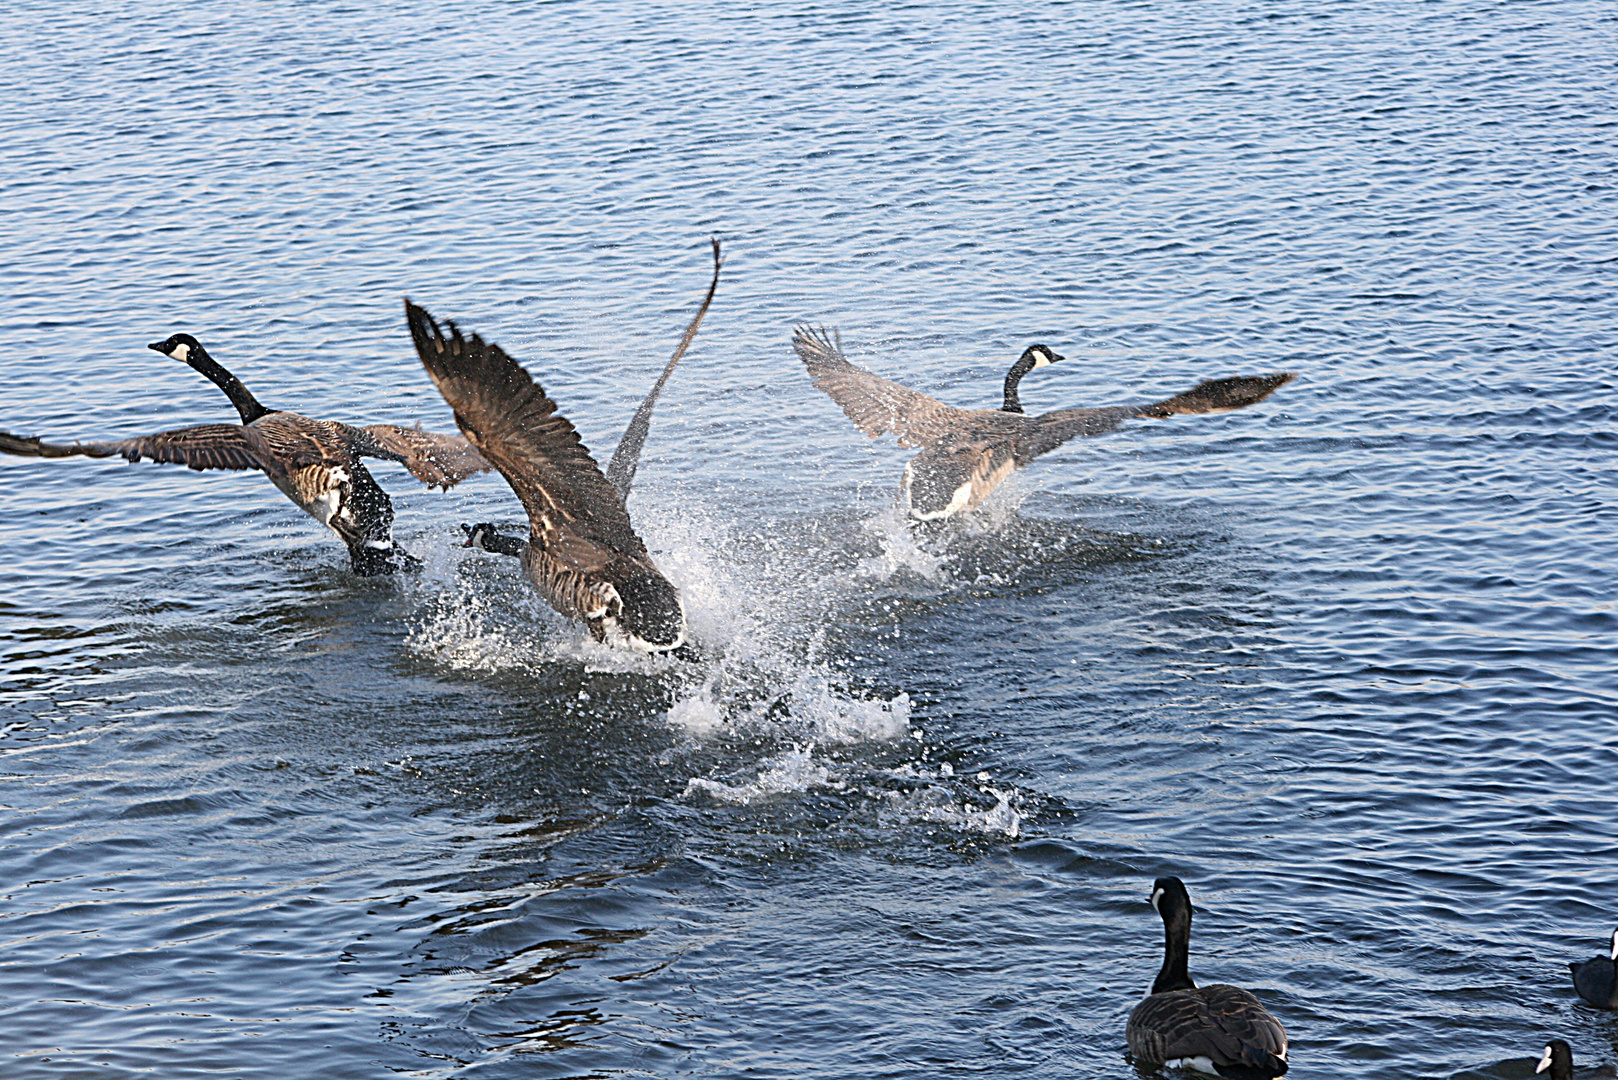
[793,326,971,449]
[357,424,492,489]
[1018,372,1293,464]
[605,237,721,501]
[405,301,647,559]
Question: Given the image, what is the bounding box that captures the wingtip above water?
[1144,371,1296,417]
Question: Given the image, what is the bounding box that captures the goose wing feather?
[0,424,263,472]
[405,301,647,559]
[604,237,721,501]
[1019,372,1295,464]
[356,423,492,489]
[792,326,980,449]
[1128,986,1288,1076]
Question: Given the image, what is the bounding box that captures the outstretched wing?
[356,423,492,489]
[0,425,262,472]
[404,301,647,559]
[605,237,722,501]
[792,326,973,449]
[1018,372,1293,463]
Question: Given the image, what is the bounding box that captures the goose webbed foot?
[348,540,418,576]
[349,548,398,576]
[669,642,704,663]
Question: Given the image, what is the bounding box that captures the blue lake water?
[1,2,1615,1076]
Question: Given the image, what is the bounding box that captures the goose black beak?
[147,341,166,353]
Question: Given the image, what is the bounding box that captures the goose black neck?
[188,343,271,424]
[1002,354,1036,414]
[1152,909,1196,994]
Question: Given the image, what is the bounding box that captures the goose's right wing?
[1018,372,1294,463]
[0,425,262,472]
[357,424,493,489]
[793,326,969,449]
[405,301,648,559]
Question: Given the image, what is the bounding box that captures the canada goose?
[1538,1040,1575,1080]
[410,239,720,653]
[1126,876,1289,1079]
[0,334,491,574]
[1570,928,1618,1009]
[792,328,1294,520]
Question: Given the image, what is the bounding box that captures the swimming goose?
[792,328,1294,520]
[1570,928,1618,1009]
[409,239,721,653]
[1126,876,1289,1079]
[0,334,491,574]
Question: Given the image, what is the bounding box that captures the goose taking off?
[0,334,491,574]
[409,239,721,653]
[792,328,1293,520]
[1126,876,1289,1079]
[1569,928,1618,1009]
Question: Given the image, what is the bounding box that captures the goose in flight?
[1126,876,1290,1078]
[413,239,720,654]
[792,327,1293,520]
[0,334,491,574]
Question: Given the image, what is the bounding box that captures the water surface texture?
[1,2,1615,1077]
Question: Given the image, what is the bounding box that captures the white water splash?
[880,783,1023,838]
[855,505,945,582]
[683,745,832,805]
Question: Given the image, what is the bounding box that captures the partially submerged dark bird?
[411,239,720,653]
[0,334,490,574]
[792,328,1293,520]
[1125,876,1289,1079]
[1537,1040,1575,1080]
[1569,928,1618,1009]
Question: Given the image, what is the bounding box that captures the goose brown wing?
[1128,986,1288,1076]
[356,424,492,489]
[0,425,262,472]
[405,300,646,558]
[1018,372,1294,464]
[793,326,972,449]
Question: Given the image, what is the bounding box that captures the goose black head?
[462,522,498,550]
[1022,344,1064,370]
[149,332,203,363]
[613,570,687,652]
[1150,876,1193,926]
[1002,344,1068,413]
[1536,1039,1573,1080]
